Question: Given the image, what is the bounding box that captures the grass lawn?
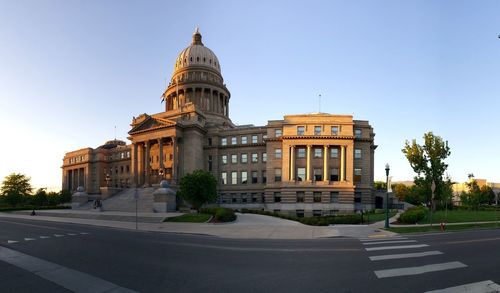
[417,210,500,224]
[364,211,397,224]
[388,222,500,234]
[163,213,212,223]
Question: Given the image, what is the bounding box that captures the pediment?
[129,116,176,134]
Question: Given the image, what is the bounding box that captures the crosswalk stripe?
[39,236,50,239]
[369,251,443,261]
[66,233,77,236]
[7,240,18,244]
[366,244,429,251]
[363,240,417,245]
[374,261,467,278]
[360,236,406,242]
[79,232,89,235]
[425,280,500,293]
[53,234,65,237]
[24,238,35,241]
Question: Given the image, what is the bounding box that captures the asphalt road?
[0,217,499,292]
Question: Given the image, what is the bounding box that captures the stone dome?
[173,28,221,75]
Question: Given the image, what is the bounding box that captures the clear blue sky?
[1,0,499,190]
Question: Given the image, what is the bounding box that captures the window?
[241,153,248,163]
[355,129,362,138]
[354,168,362,182]
[126,151,130,158]
[314,169,322,181]
[330,168,339,181]
[314,126,322,135]
[262,152,267,162]
[231,154,237,164]
[231,193,237,203]
[275,148,282,158]
[296,210,305,218]
[126,165,130,173]
[221,172,227,185]
[296,191,305,203]
[241,171,248,184]
[273,192,281,202]
[251,135,258,143]
[297,126,305,135]
[222,155,227,164]
[251,193,258,203]
[274,168,282,182]
[275,129,282,137]
[355,149,362,159]
[313,192,322,203]
[251,171,258,183]
[241,136,247,144]
[263,134,268,140]
[314,148,322,158]
[231,171,238,184]
[241,193,247,203]
[297,167,306,181]
[331,126,339,135]
[208,155,213,171]
[313,210,322,217]
[355,192,362,203]
[330,191,339,203]
[251,153,258,163]
[231,137,237,145]
[262,170,267,183]
[330,148,339,158]
[221,138,227,146]
[297,148,306,158]
[208,138,212,146]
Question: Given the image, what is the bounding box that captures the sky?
[1,0,500,190]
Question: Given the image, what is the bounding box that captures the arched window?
[209,59,212,64]
[190,57,193,62]
[203,57,206,62]
[197,57,200,62]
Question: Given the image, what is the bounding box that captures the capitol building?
[62,29,377,216]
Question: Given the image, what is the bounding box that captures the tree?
[393,184,409,201]
[178,170,217,211]
[374,181,387,191]
[402,132,451,210]
[0,173,33,207]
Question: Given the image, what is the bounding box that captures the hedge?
[399,206,427,224]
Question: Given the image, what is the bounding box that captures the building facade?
[62,29,377,215]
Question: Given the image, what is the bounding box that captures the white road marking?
[360,237,406,242]
[24,238,36,241]
[7,240,18,244]
[363,240,417,245]
[0,246,137,293]
[79,232,89,235]
[53,234,65,237]
[66,233,77,236]
[40,236,50,239]
[425,280,500,293]
[369,251,443,261]
[374,261,467,278]
[366,244,429,251]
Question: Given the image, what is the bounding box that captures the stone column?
[290,145,295,181]
[306,145,312,181]
[323,145,329,182]
[158,138,164,170]
[172,138,177,181]
[133,143,138,186]
[340,145,346,181]
[145,140,151,186]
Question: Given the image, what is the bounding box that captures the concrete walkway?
[0,209,397,240]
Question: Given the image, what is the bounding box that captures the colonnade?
[287,145,347,182]
[164,87,229,116]
[66,168,85,191]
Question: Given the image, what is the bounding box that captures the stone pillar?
[172,138,177,182]
[158,138,164,170]
[290,145,295,181]
[133,143,138,186]
[340,145,346,181]
[306,145,312,181]
[323,145,329,182]
[145,141,151,186]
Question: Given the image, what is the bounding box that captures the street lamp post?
[385,164,390,229]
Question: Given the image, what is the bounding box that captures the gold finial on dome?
[192,27,203,45]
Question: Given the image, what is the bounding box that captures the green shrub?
[214,208,236,222]
[399,206,427,224]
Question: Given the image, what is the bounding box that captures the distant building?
[62,29,377,216]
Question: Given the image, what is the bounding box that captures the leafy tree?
[32,188,48,207]
[0,173,33,207]
[393,183,409,201]
[402,132,451,210]
[60,189,72,203]
[178,170,217,211]
[460,175,495,207]
[374,181,387,191]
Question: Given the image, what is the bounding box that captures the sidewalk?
[0,209,397,240]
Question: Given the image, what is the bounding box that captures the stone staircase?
[77,187,156,212]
